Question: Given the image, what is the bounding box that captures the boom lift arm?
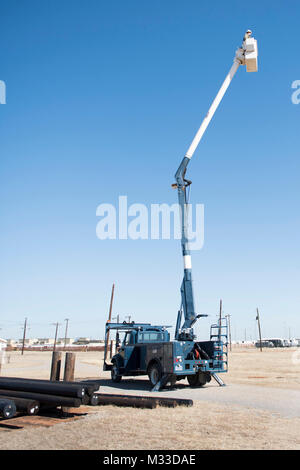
[175,31,258,341]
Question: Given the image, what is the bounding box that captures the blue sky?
[0,0,299,341]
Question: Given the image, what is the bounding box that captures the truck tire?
[148,362,162,387]
[111,362,122,383]
[197,371,210,386]
[187,374,199,386]
[187,371,210,387]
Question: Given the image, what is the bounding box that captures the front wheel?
[148,362,162,386]
[111,362,122,383]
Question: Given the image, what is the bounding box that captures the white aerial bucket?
[244,36,258,72]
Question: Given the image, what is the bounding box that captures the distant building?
[37,338,55,345]
[57,338,75,345]
[18,338,38,346]
[74,337,91,345]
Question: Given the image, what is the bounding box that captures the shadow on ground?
[82,377,193,393]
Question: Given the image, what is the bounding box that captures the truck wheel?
[187,374,199,386]
[111,363,122,383]
[204,372,211,383]
[148,362,162,386]
[197,372,210,386]
[188,372,209,387]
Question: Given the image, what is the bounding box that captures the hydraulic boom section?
[174,31,258,341]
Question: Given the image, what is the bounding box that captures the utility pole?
[125,315,131,323]
[21,318,28,355]
[104,283,115,362]
[256,308,262,352]
[225,314,232,352]
[64,318,69,350]
[51,322,61,352]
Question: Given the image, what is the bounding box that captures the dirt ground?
[2,346,300,389]
[0,347,300,450]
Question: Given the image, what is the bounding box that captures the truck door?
[119,332,135,368]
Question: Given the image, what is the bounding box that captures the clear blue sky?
[1,0,299,341]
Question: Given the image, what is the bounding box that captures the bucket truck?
[104,31,258,390]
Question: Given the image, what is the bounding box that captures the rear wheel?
[111,362,122,383]
[197,371,211,386]
[187,374,199,386]
[148,362,162,387]
[187,371,210,387]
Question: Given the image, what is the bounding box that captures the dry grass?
[1,347,300,450]
[1,350,103,380]
[0,401,299,450]
[226,347,300,389]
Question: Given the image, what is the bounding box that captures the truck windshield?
[141,332,164,342]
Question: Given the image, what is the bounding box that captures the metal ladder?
[209,317,228,385]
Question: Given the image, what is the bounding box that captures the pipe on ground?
[95,394,157,409]
[0,395,40,415]
[0,399,17,419]
[95,393,193,408]
[0,377,98,397]
[0,377,85,398]
[0,389,81,408]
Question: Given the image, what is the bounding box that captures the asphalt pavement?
[93,376,300,418]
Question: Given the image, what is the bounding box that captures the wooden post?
[256,308,263,352]
[110,340,113,359]
[104,283,115,362]
[63,352,75,382]
[50,351,62,381]
[61,352,76,415]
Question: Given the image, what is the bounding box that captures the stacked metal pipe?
[0,377,99,419]
[0,376,193,420]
